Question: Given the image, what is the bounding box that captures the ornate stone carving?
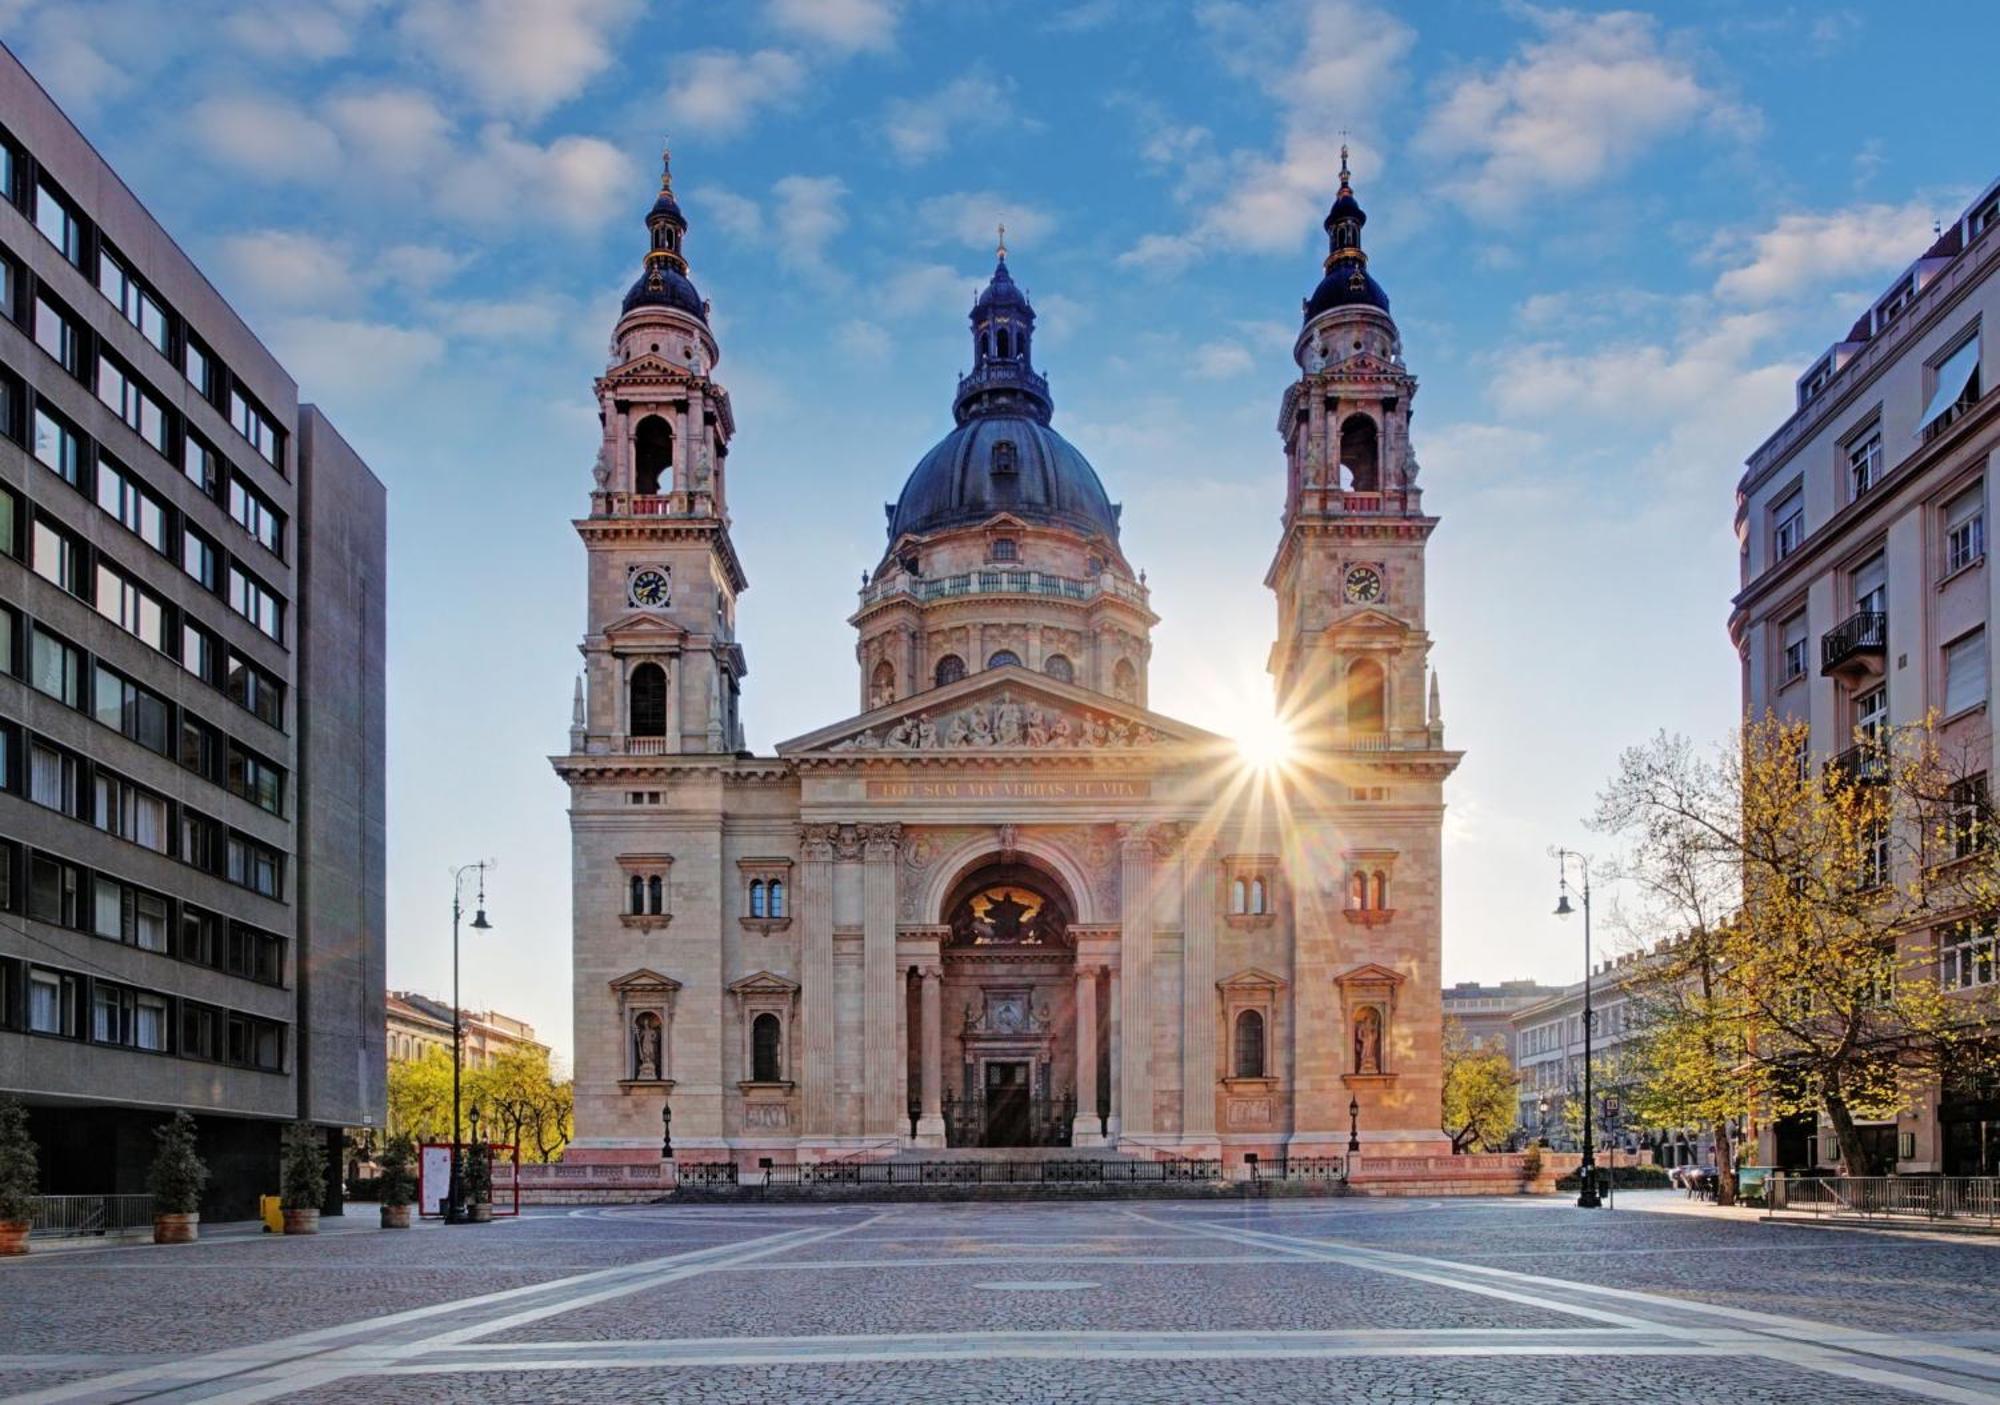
[633,1012,662,1081]
[832,824,865,861]
[1226,1097,1273,1129]
[860,822,904,860]
[833,692,1167,752]
[801,823,839,862]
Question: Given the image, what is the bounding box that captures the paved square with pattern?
[6,1193,2000,1402]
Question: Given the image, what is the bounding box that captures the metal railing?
[857,568,1150,610]
[1820,610,1887,675]
[1251,1155,1348,1182]
[1769,1174,2000,1224]
[1824,742,1889,787]
[729,1158,1225,1189]
[30,1194,155,1238]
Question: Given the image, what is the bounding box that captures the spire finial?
[1338,138,1352,198]
[996,222,1007,261]
[659,138,674,194]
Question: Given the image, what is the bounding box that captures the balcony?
[857,568,1150,611]
[1824,743,1888,788]
[1820,610,1887,681]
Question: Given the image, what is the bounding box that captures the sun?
[1233,711,1296,772]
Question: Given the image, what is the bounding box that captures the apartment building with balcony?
[0,47,386,1217]
[1729,174,2000,1175]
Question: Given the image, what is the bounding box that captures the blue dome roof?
[622,261,706,320]
[1305,261,1390,319]
[888,413,1120,542]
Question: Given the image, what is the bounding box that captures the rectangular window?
[180,525,217,589]
[226,834,281,898]
[28,854,81,928]
[228,476,284,556]
[97,249,169,354]
[93,879,171,954]
[1848,424,1884,499]
[1781,611,1808,684]
[27,968,78,1035]
[95,457,169,555]
[31,516,85,595]
[1946,629,1988,717]
[1853,553,1887,616]
[179,809,219,872]
[93,664,170,754]
[0,483,14,559]
[227,566,283,642]
[32,403,82,484]
[179,907,219,967]
[227,744,284,815]
[95,354,168,453]
[184,339,211,398]
[181,620,217,684]
[135,992,167,1050]
[182,433,219,495]
[1799,357,1833,408]
[94,771,168,852]
[1922,335,1984,441]
[1876,277,1914,330]
[178,713,217,779]
[28,740,79,815]
[226,652,284,728]
[33,294,78,374]
[92,983,132,1045]
[28,627,82,706]
[228,388,281,467]
[34,179,82,264]
[1953,775,1991,861]
[95,563,166,652]
[1855,685,1888,745]
[1947,483,1986,575]
[1772,490,1804,562]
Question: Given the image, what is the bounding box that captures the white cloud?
[1491,311,1784,424]
[1193,341,1255,377]
[438,127,634,233]
[219,231,364,309]
[225,2,370,60]
[1711,200,1944,304]
[664,49,808,138]
[191,95,340,179]
[1417,8,1756,216]
[916,192,1057,252]
[881,71,1015,164]
[377,244,470,293]
[400,0,639,119]
[1031,293,1087,346]
[836,318,893,361]
[880,262,976,321]
[1119,1,1412,268]
[269,315,445,397]
[1417,422,1550,481]
[766,0,900,54]
[324,88,456,177]
[770,175,848,273]
[432,294,571,339]
[701,188,767,245]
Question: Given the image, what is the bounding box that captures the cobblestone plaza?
[6,1196,2000,1402]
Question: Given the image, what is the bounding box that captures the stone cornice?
[574,515,748,593]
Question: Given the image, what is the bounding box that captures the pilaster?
[862,822,903,1137]
[1117,823,1161,1138]
[1181,841,1219,1143]
[800,824,836,1135]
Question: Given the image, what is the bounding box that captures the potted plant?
[280,1122,326,1235]
[377,1133,417,1229]
[463,1140,494,1223]
[148,1111,207,1244]
[0,1098,38,1256]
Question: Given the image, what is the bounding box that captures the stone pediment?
[609,968,681,996]
[602,610,690,646]
[1332,606,1406,635]
[602,352,697,386]
[1323,350,1409,381]
[1218,967,1289,993]
[728,971,801,997]
[1334,963,1405,994]
[775,665,1226,758]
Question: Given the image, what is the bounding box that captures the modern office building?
[0,46,386,1217]
[1730,174,2000,1175]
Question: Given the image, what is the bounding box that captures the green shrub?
[0,1098,38,1223]
[377,1133,417,1209]
[463,1140,493,1204]
[147,1112,208,1215]
[280,1123,327,1211]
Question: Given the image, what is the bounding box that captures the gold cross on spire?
[996,222,1007,260]
[659,138,674,193]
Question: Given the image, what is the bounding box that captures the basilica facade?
[554,148,1460,1169]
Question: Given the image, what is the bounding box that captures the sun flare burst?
[1233,711,1297,773]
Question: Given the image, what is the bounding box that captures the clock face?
[629,567,670,608]
[1344,566,1383,604]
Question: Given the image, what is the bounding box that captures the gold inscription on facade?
[865,778,1151,801]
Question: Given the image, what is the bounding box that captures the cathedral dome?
[621,262,707,320]
[1305,264,1390,319]
[620,143,707,322]
[1303,146,1389,323]
[888,413,1120,542]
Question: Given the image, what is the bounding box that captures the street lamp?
[661,1097,673,1160]
[445,861,493,1226]
[1347,1096,1361,1153]
[1551,847,1601,1209]
[1538,1096,1550,1147]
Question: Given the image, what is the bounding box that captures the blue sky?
[10,0,1995,1061]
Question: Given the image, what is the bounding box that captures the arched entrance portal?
[934,859,1078,1148]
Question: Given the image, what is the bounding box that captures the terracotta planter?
[380,1203,412,1229]
[0,1218,28,1256]
[282,1207,320,1236]
[153,1212,199,1245]
[469,1201,493,1223]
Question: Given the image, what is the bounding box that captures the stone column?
[1117,825,1157,1139]
[916,963,945,1145]
[862,823,903,1137]
[664,656,681,755]
[1181,844,1219,1144]
[1072,964,1102,1146]
[1106,964,1122,1138]
[800,825,837,1138]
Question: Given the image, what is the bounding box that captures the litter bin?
[260,1195,283,1234]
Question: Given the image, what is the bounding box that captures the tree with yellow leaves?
[1441,1019,1518,1153]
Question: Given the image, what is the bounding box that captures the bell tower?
[1267,147,1441,754]
[572,143,747,756]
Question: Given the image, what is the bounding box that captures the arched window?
[869,660,895,709]
[749,880,766,918]
[1234,1010,1265,1078]
[1339,414,1379,492]
[1112,658,1138,701]
[1371,871,1388,911]
[992,538,1018,561]
[1230,878,1247,915]
[987,650,1021,669]
[647,875,663,915]
[629,875,645,915]
[751,1012,782,1082]
[634,415,674,496]
[992,440,1017,474]
[767,879,785,918]
[629,662,668,737]
[935,654,966,687]
[1346,658,1385,735]
[1250,877,1267,915]
[1043,654,1074,684]
[996,328,1011,359]
[1349,871,1368,909]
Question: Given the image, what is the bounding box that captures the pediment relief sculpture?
[831,691,1168,752]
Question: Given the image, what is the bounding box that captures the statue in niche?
[1353,1007,1382,1075]
[984,889,1030,943]
[591,445,611,490]
[634,1012,662,1081]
